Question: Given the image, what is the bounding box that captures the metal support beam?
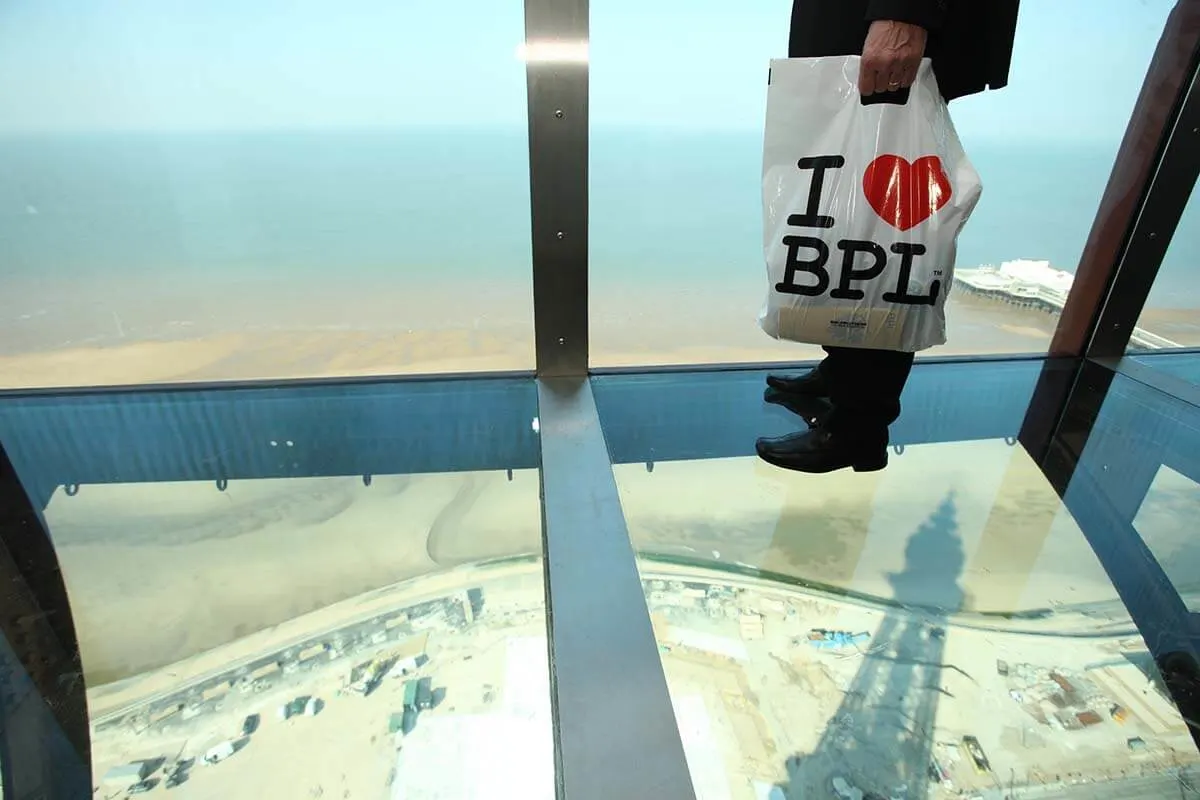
[1090,62,1200,357]
[524,0,589,376]
[593,359,1074,464]
[1030,359,1200,748]
[536,378,696,800]
[1092,355,1200,411]
[0,442,91,797]
[1051,0,1200,358]
[0,377,540,510]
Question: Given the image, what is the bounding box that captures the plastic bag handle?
[860,87,911,107]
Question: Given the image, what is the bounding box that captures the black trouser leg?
[819,346,915,446]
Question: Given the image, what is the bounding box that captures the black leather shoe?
[764,386,833,428]
[765,368,829,397]
[755,428,887,474]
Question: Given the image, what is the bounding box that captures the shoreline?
[0,298,1194,390]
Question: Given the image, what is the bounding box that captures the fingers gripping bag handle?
[759,56,982,352]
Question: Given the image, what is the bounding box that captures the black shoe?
[766,368,829,398]
[755,428,887,474]
[764,386,833,428]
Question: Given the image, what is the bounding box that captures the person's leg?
[822,346,915,447]
[765,346,839,396]
[756,346,913,472]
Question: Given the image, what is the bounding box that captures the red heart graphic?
[862,154,952,231]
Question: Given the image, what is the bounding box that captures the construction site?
[640,564,1200,799]
[89,562,554,799]
[85,550,1199,799]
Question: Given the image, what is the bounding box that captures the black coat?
[788,0,1019,101]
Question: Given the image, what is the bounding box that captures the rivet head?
[554,109,564,118]
[1149,232,1157,239]
[556,231,565,240]
[558,337,565,345]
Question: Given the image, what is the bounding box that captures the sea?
[0,127,1196,354]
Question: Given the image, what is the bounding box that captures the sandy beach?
[44,470,543,686]
[1,288,1182,389]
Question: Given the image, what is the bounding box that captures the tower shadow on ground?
[773,490,967,799]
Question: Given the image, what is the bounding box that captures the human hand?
[860,20,927,95]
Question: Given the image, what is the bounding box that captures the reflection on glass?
[0,620,90,797]
[597,366,1199,797]
[1132,188,1200,351]
[1135,466,1200,614]
[0,0,533,388]
[589,0,1172,366]
[1130,352,1200,387]
[0,381,552,798]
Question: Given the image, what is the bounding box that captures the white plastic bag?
[759,56,982,352]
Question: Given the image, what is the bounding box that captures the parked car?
[241,713,260,736]
[202,740,236,765]
[416,678,434,710]
[278,697,308,721]
[128,778,158,794]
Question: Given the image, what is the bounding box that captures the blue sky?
[0,0,1174,143]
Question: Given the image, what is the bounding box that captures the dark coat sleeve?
[865,0,949,31]
[788,0,1017,101]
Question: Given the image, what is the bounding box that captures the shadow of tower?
[778,491,967,799]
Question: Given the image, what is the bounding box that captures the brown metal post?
[1050,0,1200,357]
[1020,0,1200,464]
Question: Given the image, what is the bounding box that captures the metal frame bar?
[525,0,589,377]
[587,350,1048,378]
[0,357,1093,511]
[1089,59,1200,357]
[0,377,541,511]
[0,443,91,799]
[536,378,696,800]
[1037,358,1200,749]
[0,369,537,401]
[592,358,1079,462]
[1092,355,1200,410]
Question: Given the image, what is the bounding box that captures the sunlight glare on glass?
[516,40,589,64]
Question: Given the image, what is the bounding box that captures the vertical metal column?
[524,0,589,377]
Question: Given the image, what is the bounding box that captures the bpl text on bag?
[775,154,947,307]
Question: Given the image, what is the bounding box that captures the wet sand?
[44,438,1195,696]
[45,471,542,686]
[0,293,1135,389]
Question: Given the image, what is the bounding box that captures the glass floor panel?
[1129,351,1200,388]
[1071,365,1200,617]
[594,361,1200,799]
[0,376,550,799]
